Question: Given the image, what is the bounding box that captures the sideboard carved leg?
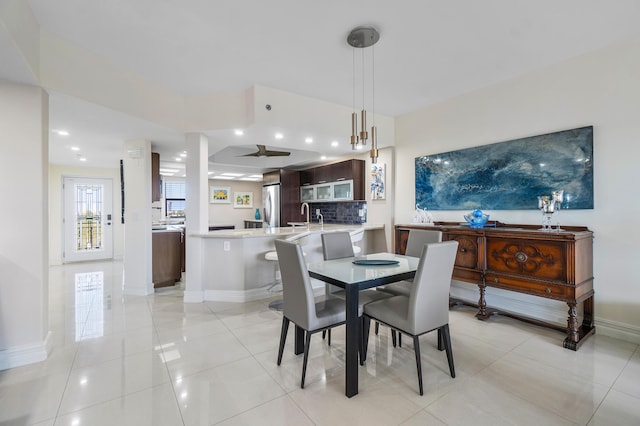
[582,295,595,329]
[476,282,490,320]
[564,303,579,350]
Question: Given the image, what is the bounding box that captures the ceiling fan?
[241,144,291,157]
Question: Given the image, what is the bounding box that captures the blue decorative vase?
[463,209,490,229]
[255,208,261,220]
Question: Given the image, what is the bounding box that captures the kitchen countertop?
[192,223,384,239]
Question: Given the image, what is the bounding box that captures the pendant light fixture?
[347,26,380,163]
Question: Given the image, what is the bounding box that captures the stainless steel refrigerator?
[262,183,281,228]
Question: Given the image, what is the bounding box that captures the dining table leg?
[344,284,359,397]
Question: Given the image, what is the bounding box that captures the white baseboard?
[202,280,326,303]
[204,288,270,303]
[0,331,52,371]
[594,317,640,344]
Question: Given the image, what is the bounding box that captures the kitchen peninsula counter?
[193,223,383,239]
[191,223,386,302]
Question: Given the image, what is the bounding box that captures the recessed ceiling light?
[331,141,339,147]
[160,168,179,173]
[320,156,327,160]
[214,176,235,180]
[248,174,263,179]
[71,146,80,151]
[55,130,69,136]
[79,157,87,162]
[179,153,187,158]
[275,132,284,139]
[305,137,313,143]
[221,172,244,177]
[175,157,182,161]
[355,145,363,150]
[234,129,244,136]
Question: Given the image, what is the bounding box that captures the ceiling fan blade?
[263,150,291,157]
[238,144,290,157]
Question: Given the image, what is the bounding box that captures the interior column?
[183,133,209,303]
[122,140,153,295]
[0,82,50,369]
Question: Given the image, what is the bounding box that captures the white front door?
[63,177,113,262]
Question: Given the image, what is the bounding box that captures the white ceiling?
[6,1,640,177]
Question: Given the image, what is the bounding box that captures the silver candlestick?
[552,190,564,231]
[537,195,555,232]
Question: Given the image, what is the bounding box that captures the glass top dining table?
[307,252,420,398]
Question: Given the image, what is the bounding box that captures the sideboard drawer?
[484,273,572,301]
[486,238,567,282]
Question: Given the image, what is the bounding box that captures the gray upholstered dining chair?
[320,231,392,356]
[363,240,459,395]
[378,229,442,297]
[275,239,346,389]
[376,229,443,346]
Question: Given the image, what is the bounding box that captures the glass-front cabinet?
[300,185,316,202]
[300,180,354,202]
[332,180,353,200]
[316,183,333,201]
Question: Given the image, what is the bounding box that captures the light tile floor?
[1,260,639,425]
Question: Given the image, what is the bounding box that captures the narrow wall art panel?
[415,126,593,210]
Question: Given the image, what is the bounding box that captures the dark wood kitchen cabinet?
[298,159,366,200]
[151,152,161,202]
[152,230,184,288]
[395,222,595,350]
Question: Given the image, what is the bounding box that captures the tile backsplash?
[310,202,367,224]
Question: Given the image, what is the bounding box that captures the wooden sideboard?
[394,223,595,350]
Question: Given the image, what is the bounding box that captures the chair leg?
[413,335,424,395]
[441,325,456,378]
[321,329,332,345]
[301,331,312,388]
[375,322,379,335]
[391,330,397,347]
[360,317,371,365]
[437,328,444,351]
[277,317,290,366]
[398,333,402,347]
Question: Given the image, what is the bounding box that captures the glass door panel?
[64,177,113,262]
[316,184,332,201]
[333,180,353,200]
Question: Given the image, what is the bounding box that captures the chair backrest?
[275,239,317,330]
[407,240,459,335]
[405,229,442,257]
[321,231,355,260]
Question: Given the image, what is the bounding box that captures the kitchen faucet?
[301,202,310,229]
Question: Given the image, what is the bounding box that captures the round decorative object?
[463,209,490,229]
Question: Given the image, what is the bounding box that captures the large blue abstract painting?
[415,126,594,210]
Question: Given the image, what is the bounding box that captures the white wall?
[208,179,264,229]
[48,164,124,265]
[394,35,640,341]
[356,148,395,252]
[0,81,49,369]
